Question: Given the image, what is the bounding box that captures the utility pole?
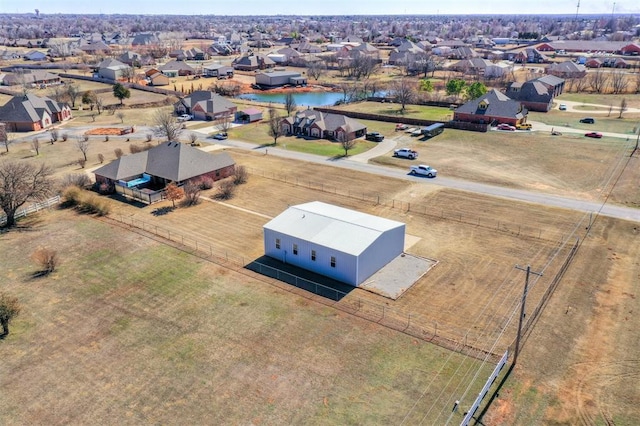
[632,125,639,157]
[514,265,543,365]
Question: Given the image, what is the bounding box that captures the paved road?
[203,135,640,224]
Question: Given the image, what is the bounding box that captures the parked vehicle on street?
[585,132,603,138]
[411,128,423,136]
[516,123,532,130]
[580,117,595,124]
[409,164,437,177]
[365,132,384,142]
[393,148,419,159]
[497,123,516,131]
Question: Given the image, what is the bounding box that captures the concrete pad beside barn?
[358,253,437,301]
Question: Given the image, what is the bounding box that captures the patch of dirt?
[85,128,133,136]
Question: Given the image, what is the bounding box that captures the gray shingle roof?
[0,93,66,123]
[93,142,235,182]
[455,89,526,120]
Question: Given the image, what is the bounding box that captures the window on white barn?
[330,256,336,268]
[311,250,316,261]
[293,244,298,255]
[275,238,280,249]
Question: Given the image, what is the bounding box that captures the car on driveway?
[393,148,418,159]
[395,124,409,131]
[585,132,603,138]
[213,133,228,140]
[559,104,567,111]
[497,123,516,131]
[410,164,437,177]
[177,114,193,122]
[365,132,384,142]
[580,117,595,124]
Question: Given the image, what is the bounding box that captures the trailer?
[421,122,445,139]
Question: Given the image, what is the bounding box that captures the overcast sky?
[2,0,638,15]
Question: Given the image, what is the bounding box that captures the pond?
[237,91,347,107]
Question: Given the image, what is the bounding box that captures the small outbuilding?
[263,202,405,286]
[235,107,263,123]
[255,70,307,88]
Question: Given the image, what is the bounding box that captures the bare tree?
[574,76,590,93]
[284,92,297,116]
[214,180,235,200]
[306,60,326,81]
[0,293,21,336]
[216,114,232,134]
[114,148,124,158]
[589,69,609,94]
[66,83,80,108]
[233,165,248,185]
[610,70,628,94]
[0,124,9,153]
[189,133,199,145]
[31,138,40,156]
[182,182,201,206]
[390,78,416,113]
[116,112,125,123]
[341,134,357,157]
[121,66,136,83]
[619,98,627,119]
[267,108,283,145]
[0,161,52,228]
[95,97,104,115]
[75,137,89,161]
[635,72,640,94]
[152,109,183,141]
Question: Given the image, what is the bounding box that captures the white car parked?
[177,114,193,122]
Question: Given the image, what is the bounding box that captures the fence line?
[0,195,61,226]
[245,167,569,243]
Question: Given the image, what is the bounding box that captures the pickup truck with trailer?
[393,148,419,159]
[409,164,437,177]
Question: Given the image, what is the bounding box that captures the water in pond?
[237,91,346,107]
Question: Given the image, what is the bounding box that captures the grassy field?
[0,210,488,425]
[330,101,454,122]
[557,92,640,109]
[529,110,640,134]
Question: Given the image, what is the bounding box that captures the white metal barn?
[263,202,405,286]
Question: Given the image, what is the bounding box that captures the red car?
[585,132,603,138]
[497,123,516,131]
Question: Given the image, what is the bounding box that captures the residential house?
[513,48,548,64]
[281,109,367,142]
[453,89,527,126]
[0,70,60,87]
[23,50,47,61]
[93,142,235,203]
[174,91,237,121]
[159,60,195,77]
[203,64,234,79]
[505,80,554,112]
[131,33,160,47]
[585,58,603,68]
[79,40,111,55]
[146,71,169,86]
[232,53,275,71]
[0,93,71,132]
[169,48,205,61]
[546,61,586,78]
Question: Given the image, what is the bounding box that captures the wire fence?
[244,167,574,243]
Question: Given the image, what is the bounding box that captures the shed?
[236,108,263,123]
[255,71,307,88]
[263,202,405,286]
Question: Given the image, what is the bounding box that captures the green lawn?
[331,101,454,121]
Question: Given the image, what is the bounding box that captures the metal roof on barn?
[264,202,404,256]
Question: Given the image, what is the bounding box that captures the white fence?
[0,195,61,226]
